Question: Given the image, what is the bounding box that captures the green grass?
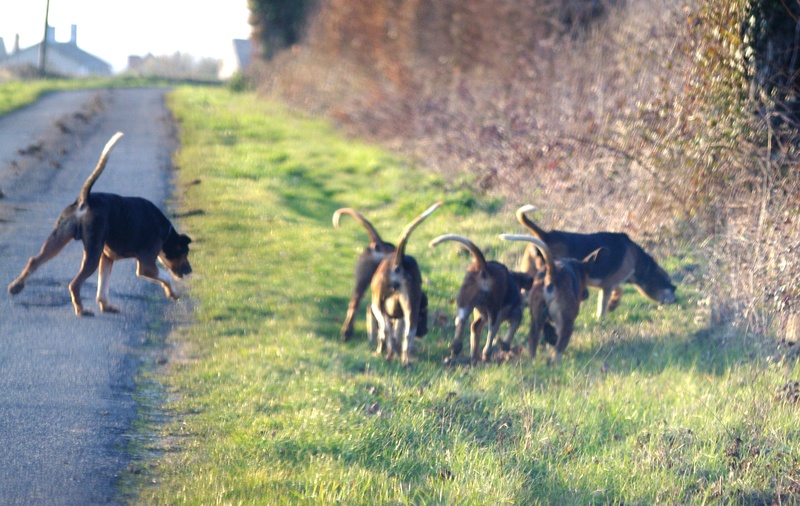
[0,79,78,114]
[126,86,800,505]
[0,76,222,116]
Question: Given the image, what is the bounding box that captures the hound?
[501,234,601,362]
[515,205,677,318]
[8,132,192,316]
[430,234,530,364]
[333,208,429,342]
[332,208,396,341]
[370,202,441,366]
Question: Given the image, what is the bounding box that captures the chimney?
[14,34,19,53]
[70,24,77,45]
[46,26,56,43]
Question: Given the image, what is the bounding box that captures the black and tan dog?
[515,205,677,318]
[8,132,192,316]
[501,234,601,361]
[332,207,429,343]
[370,202,441,366]
[332,208,396,341]
[430,234,530,364]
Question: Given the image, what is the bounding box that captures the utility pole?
[38,0,51,77]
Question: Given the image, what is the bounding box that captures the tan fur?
[78,132,124,208]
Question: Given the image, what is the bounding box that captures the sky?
[0,0,252,73]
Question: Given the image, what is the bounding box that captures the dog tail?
[78,132,124,208]
[499,234,555,286]
[332,208,386,247]
[515,205,548,240]
[393,202,442,269]
[429,234,488,272]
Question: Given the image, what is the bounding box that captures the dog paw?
[7,281,24,295]
[162,286,179,300]
[100,304,120,314]
[76,309,95,317]
[341,327,354,342]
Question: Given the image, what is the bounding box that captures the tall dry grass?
[253,0,800,343]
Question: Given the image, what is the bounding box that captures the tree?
[743,0,800,126]
[248,0,317,58]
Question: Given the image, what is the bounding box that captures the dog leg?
[596,289,612,319]
[375,321,386,355]
[417,292,429,338]
[96,254,120,313]
[498,307,523,353]
[365,305,377,345]
[542,322,558,346]
[528,317,542,359]
[136,259,178,299]
[607,286,624,312]
[482,317,501,363]
[341,295,361,341]
[449,307,470,358]
[342,276,370,341]
[372,310,382,354]
[401,314,416,367]
[371,303,389,357]
[553,314,575,363]
[469,314,486,364]
[8,223,75,296]
[393,318,404,357]
[69,247,103,316]
[384,315,397,362]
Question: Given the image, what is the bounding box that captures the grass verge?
[0,76,221,116]
[133,86,800,505]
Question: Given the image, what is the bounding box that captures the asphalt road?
[0,88,190,505]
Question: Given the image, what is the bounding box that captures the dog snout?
[172,260,192,278]
[660,289,677,304]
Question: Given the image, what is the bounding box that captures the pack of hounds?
[6,133,677,368]
[334,201,677,367]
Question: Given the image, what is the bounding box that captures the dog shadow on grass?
[565,326,742,378]
[318,269,761,381]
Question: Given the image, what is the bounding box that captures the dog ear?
[582,246,607,267]
[511,271,534,290]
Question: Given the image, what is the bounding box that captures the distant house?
[0,25,112,77]
[218,39,256,80]
[126,53,157,73]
